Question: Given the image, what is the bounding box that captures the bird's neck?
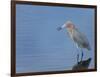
[67,28,73,34]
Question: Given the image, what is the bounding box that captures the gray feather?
[71,28,91,50]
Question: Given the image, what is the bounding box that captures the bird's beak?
[57,26,62,31]
[57,24,66,31]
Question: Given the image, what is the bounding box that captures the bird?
[57,21,91,63]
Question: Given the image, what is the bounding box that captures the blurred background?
[16,4,95,73]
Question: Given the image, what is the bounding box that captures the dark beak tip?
[57,27,62,31]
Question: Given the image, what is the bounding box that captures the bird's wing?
[72,28,91,50]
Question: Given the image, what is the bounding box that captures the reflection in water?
[72,58,92,70]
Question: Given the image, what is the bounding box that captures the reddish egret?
[57,21,91,62]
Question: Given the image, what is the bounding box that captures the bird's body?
[67,27,91,51]
[57,21,91,62]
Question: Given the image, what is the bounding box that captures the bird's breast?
[67,29,74,40]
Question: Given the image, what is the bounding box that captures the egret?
[57,21,91,63]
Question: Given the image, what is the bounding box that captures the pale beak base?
[57,24,66,31]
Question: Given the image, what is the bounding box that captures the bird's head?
[57,21,75,31]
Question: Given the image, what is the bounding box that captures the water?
[16,4,95,73]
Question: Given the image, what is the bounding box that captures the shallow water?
[16,4,95,73]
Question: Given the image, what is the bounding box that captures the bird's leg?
[76,45,80,64]
[81,50,84,62]
[77,53,79,64]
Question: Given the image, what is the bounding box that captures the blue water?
[16,4,95,73]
